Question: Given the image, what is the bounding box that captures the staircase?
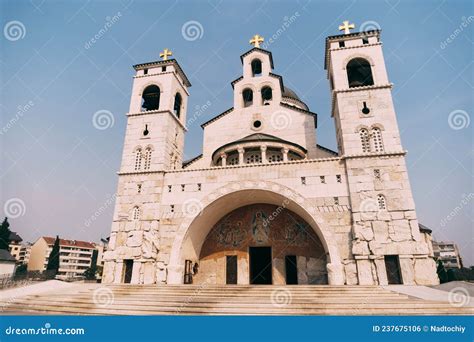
[3,284,473,315]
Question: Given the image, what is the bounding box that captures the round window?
[253,120,262,129]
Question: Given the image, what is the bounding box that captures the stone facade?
[102,29,439,286]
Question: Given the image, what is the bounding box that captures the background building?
[433,241,463,269]
[28,237,97,279]
[0,250,17,277]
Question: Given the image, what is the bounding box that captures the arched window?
[134,148,142,171]
[144,147,152,170]
[347,58,374,88]
[132,206,141,221]
[261,86,272,105]
[173,93,182,118]
[377,194,386,210]
[242,88,253,107]
[141,85,160,111]
[359,128,370,152]
[251,59,262,77]
[372,127,384,152]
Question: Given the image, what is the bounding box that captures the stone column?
[220,152,227,166]
[326,263,345,285]
[113,261,124,284]
[374,257,388,285]
[102,261,115,283]
[356,259,375,285]
[238,147,245,165]
[131,261,141,284]
[260,145,267,163]
[282,147,289,162]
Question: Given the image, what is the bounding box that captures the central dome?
[281,86,309,111]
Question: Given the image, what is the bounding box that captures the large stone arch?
[168,180,344,285]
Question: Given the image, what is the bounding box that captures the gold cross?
[159,48,173,61]
[249,34,264,48]
[339,21,355,34]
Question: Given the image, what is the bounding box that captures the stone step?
[33,294,407,301]
[88,290,402,297]
[10,297,463,308]
[4,285,472,316]
[16,297,428,306]
[4,303,471,316]
[77,289,406,295]
[103,285,388,290]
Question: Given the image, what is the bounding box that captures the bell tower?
[102,49,191,285]
[121,48,191,173]
[325,23,438,285]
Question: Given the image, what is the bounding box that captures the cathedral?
[102,23,439,287]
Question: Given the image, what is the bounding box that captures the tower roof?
[133,58,191,87]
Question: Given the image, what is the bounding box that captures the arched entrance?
[194,203,328,285]
[167,181,344,285]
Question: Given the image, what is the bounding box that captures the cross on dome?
[338,21,355,34]
[249,34,264,48]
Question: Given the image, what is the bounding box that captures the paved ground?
[384,283,474,307]
[431,281,474,297]
[0,280,97,301]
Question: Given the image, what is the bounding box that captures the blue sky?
[1,0,472,265]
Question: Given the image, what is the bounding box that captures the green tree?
[46,236,60,278]
[14,264,27,276]
[0,217,12,250]
[436,260,448,284]
[83,249,98,280]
